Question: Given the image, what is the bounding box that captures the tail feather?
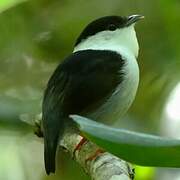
[43,111,65,175]
[44,138,57,174]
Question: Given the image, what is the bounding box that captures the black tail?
[44,138,56,174]
[42,58,68,174]
[43,110,65,175]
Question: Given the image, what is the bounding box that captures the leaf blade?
[71,115,180,167]
[0,0,26,13]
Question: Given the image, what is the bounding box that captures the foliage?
[72,115,180,167]
[0,0,26,13]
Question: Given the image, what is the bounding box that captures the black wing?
[53,50,124,114]
[42,49,124,174]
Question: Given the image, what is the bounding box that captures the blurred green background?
[0,0,180,180]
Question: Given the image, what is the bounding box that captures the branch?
[34,115,135,180]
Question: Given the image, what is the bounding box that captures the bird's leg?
[73,136,88,157]
[85,149,105,163]
[73,134,105,163]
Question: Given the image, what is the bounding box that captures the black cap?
[75,15,144,46]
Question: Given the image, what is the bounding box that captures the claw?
[34,120,43,137]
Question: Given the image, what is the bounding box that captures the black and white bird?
[42,15,143,174]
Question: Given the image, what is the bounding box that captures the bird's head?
[74,15,144,58]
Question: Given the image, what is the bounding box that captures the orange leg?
[85,149,104,163]
[73,137,88,157]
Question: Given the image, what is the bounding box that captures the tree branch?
[34,115,135,180]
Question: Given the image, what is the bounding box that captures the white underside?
[73,26,139,124]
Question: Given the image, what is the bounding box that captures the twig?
[34,116,135,180]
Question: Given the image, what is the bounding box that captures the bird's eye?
[108,24,117,31]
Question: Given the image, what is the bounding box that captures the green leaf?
[71,115,180,167]
[0,0,26,13]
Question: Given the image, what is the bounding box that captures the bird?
[42,14,143,175]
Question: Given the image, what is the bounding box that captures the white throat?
[73,25,139,58]
[73,25,140,124]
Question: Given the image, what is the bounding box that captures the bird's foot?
[73,136,88,157]
[34,119,43,137]
[85,149,104,163]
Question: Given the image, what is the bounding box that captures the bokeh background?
[0,0,180,180]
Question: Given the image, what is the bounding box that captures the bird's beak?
[126,15,144,26]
